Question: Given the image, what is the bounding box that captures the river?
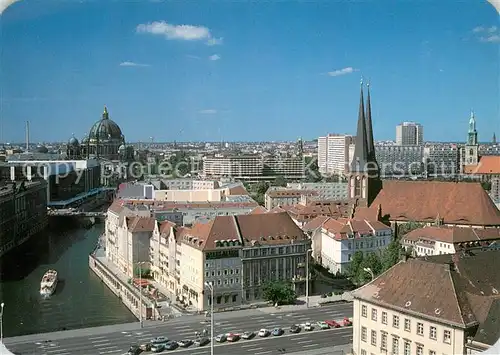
[0,220,137,337]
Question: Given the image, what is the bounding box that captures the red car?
[342,317,352,326]
[226,333,240,342]
[325,320,341,328]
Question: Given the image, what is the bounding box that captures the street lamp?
[204,281,214,355]
[363,267,375,281]
[136,261,148,328]
[1,302,5,343]
[306,248,313,308]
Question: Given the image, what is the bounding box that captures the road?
[5,304,353,355]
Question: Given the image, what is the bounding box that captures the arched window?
[354,176,361,197]
[469,148,473,156]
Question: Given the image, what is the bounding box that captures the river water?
[0,221,137,337]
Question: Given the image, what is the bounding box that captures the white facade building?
[396,122,424,146]
[317,134,354,176]
[308,217,392,274]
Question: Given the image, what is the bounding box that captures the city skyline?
[1,0,499,143]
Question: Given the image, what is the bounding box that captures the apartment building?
[105,212,155,277]
[305,216,392,274]
[424,144,460,176]
[0,178,48,257]
[148,212,310,311]
[317,134,354,175]
[271,199,352,227]
[352,250,500,355]
[153,181,249,202]
[286,182,349,200]
[396,122,424,146]
[401,226,500,257]
[375,144,424,176]
[264,187,318,210]
[492,177,500,202]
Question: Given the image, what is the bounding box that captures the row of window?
[360,328,438,355]
[205,269,240,277]
[362,305,451,343]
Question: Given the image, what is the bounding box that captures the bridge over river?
[48,210,107,218]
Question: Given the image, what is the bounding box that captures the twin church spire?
[350,80,378,173]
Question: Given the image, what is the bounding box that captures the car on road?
[242,331,256,340]
[150,343,165,353]
[164,341,179,351]
[258,329,271,337]
[194,337,210,347]
[127,345,142,355]
[325,320,341,328]
[317,321,330,330]
[177,339,193,348]
[226,333,240,342]
[289,325,301,333]
[215,334,227,342]
[342,317,352,326]
[304,322,314,331]
[272,328,284,336]
[150,336,169,344]
[139,343,152,351]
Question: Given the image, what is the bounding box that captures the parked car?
[326,320,341,328]
[241,331,255,340]
[289,325,301,333]
[150,336,169,344]
[164,342,178,351]
[272,328,284,336]
[304,322,314,331]
[342,317,352,326]
[226,333,240,342]
[194,337,210,346]
[150,344,165,353]
[317,321,330,330]
[215,334,227,343]
[177,339,193,348]
[139,343,151,351]
[258,329,271,337]
[127,345,142,355]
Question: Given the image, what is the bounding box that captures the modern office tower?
[317,134,354,176]
[396,122,424,145]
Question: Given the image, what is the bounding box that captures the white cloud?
[327,67,358,77]
[136,21,223,46]
[208,54,221,61]
[207,37,223,46]
[488,26,498,32]
[472,26,485,33]
[198,109,217,114]
[186,54,201,60]
[480,34,500,43]
[0,0,19,15]
[119,61,150,67]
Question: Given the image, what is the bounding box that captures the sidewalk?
[287,344,351,355]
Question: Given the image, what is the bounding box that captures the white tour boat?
[40,269,58,297]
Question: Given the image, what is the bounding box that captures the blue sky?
[1,0,499,143]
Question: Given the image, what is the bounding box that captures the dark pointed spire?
[365,81,375,161]
[493,132,497,144]
[350,80,369,172]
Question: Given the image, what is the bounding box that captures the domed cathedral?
[347,80,382,208]
[68,106,134,162]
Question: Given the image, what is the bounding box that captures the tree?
[381,239,404,272]
[397,221,424,237]
[481,181,492,191]
[348,251,364,280]
[349,251,384,284]
[262,281,297,305]
[273,175,287,187]
[304,157,321,182]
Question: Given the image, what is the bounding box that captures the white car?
[304,322,314,331]
[258,329,270,337]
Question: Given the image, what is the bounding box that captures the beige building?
[148,212,310,311]
[352,251,500,355]
[317,134,355,175]
[153,181,248,202]
[264,187,318,210]
[105,202,155,277]
[401,226,500,257]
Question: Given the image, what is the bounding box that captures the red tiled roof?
[159,220,176,235]
[126,216,156,233]
[370,180,500,226]
[464,156,500,175]
[228,185,249,196]
[302,216,330,232]
[249,206,268,214]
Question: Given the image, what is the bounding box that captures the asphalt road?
[6,304,353,355]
